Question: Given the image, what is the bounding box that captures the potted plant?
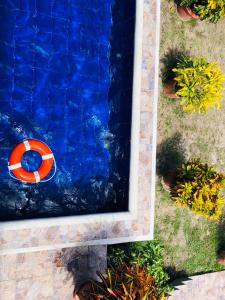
[170,159,225,220]
[90,264,166,299]
[176,0,200,20]
[163,79,181,99]
[161,170,177,192]
[176,0,225,23]
[163,56,225,113]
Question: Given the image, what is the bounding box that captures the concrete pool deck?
[0,0,160,298]
[169,271,225,300]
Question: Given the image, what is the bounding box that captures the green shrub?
[171,159,225,220]
[172,56,225,113]
[108,240,172,296]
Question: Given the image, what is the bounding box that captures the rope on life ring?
[8,139,56,183]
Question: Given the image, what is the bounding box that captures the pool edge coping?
[0,0,160,254]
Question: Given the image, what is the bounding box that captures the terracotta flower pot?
[177,5,200,21]
[73,281,93,300]
[161,171,176,192]
[163,79,180,99]
[217,251,225,266]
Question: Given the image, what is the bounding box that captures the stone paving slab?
[0,246,107,300]
[169,271,225,300]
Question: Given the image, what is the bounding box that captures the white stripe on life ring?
[23,140,31,151]
[34,171,40,183]
[8,162,22,170]
[42,153,53,160]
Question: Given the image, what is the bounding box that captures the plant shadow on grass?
[157,133,186,178]
[165,266,190,287]
[161,49,189,84]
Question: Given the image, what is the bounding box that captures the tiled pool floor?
[0,0,134,220]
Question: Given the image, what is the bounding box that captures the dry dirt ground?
[155,0,225,278]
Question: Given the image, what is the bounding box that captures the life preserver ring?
[8,139,54,183]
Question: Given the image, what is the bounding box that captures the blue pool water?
[0,0,135,220]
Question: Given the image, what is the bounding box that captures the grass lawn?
[155,0,225,278]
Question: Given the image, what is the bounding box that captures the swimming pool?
[0,0,135,220]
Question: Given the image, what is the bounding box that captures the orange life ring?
[8,139,54,183]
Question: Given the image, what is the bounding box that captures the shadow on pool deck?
[54,245,107,296]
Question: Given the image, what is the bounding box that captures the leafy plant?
[171,159,225,220]
[194,0,225,23]
[90,264,165,300]
[172,56,225,113]
[108,241,172,296]
[177,0,198,7]
[177,0,225,23]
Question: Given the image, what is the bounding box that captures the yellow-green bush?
[172,56,225,113]
[195,0,225,23]
[178,0,225,23]
[171,160,225,220]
